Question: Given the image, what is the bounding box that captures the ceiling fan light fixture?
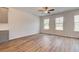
[44,10,48,13]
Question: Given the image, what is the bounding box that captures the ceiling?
[14,7,79,16]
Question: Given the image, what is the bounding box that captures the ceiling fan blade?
[38,10,44,11]
[48,11,50,13]
[42,7,48,10]
[49,9,55,11]
[43,7,48,9]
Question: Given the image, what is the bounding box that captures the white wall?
[40,9,79,38]
[8,8,40,40]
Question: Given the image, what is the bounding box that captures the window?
[44,18,49,30]
[55,17,64,30]
[74,15,79,31]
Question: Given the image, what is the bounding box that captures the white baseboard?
[9,32,39,40]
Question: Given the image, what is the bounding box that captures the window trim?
[74,15,79,32]
[55,17,64,31]
[43,18,50,30]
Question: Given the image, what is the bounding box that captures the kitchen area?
[0,7,9,43]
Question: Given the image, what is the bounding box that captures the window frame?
[55,17,64,31]
[74,15,79,32]
[43,18,50,30]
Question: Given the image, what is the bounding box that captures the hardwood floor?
[0,34,79,52]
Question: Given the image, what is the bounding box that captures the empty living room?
[0,7,79,52]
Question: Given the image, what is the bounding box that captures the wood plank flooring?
[0,34,79,52]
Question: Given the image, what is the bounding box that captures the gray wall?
[40,9,79,38]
